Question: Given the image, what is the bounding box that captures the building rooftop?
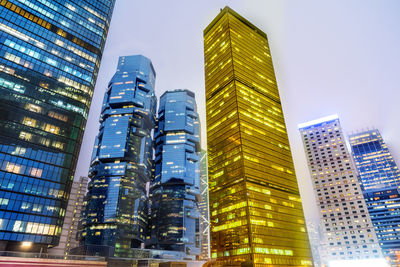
[160,89,195,98]
[348,129,380,139]
[203,6,268,39]
[298,114,339,129]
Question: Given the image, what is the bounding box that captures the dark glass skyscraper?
[148,89,200,258]
[0,0,115,251]
[349,130,400,265]
[79,55,157,257]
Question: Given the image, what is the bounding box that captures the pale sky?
[74,0,400,223]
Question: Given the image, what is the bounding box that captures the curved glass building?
[0,0,115,252]
[148,89,201,258]
[79,55,157,257]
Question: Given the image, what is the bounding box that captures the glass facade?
[0,0,115,251]
[199,149,210,260]
[79,55,157,257]
[204,6,313,266]
[349,130,400,265]
[148,89,200,258]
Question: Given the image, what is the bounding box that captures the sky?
[74,0,400,223]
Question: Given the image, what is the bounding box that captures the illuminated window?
[19,131,32,141]
[44,124,60,134]
[49,111,68,122]
[5,162,21,174]
[21,202,30,210]
[0,198,9,206]
[39,137,50,146]
[23,117,37,127]
[26,104,41,113]
[52,141,65,149]
[30,167,43,178]
[32,204,43,212]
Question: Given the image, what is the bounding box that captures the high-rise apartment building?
[204,6,313,266]
[199,149,210,260]
[48,176,88,256]
[298,115,382,263]
[148,89,200,258]
[0,0,115,252]
[78,55,157,257]
[349,130,400,265]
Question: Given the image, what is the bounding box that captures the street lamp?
[21,241,33,249]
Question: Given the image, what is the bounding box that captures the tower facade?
[199,149,210,260]
[299,115,382,263]
[349,130,400,265]
[306,221,324,267]
[0,0,115,251]
[148,89,200,258]
[204,6,313,266]
[48,176,88,256]
[79,55,157,257]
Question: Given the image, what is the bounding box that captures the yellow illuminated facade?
[204,7,313,266]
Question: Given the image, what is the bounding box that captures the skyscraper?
[298,115,382,263]
[148,89,200,258]
[79,55,157,257]
[204,6,313,266]
[0,0,115,252]
[306,221,324,267]
[199,149,210,260]
[349,130,400,265]
[48,176,88,256]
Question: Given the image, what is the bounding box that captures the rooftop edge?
[298,114,339,129]
[203,6,268,39]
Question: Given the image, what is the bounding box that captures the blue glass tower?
[148,89,201,258]
[79,55,157,257]
[349,130,400,265]
[0,0,115,252]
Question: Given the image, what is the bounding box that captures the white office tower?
[48,176,88,256]
[306,221,324,267]
[298,115,383,265]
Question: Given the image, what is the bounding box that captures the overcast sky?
[74,0,400,223]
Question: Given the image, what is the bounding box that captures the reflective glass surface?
[0,0,115,249]
[148,89,200,258]
[204,6,313,266]
[350,130,400,264]
[79,55,157,257]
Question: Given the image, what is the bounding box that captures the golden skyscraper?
[204,7,313,267]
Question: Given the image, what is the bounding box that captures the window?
[26,104,41,113]
[23,117,37,127]
[48,111,68,122]
[30,167,43,178]
[5,162,21,174]
[44,124,60,134]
